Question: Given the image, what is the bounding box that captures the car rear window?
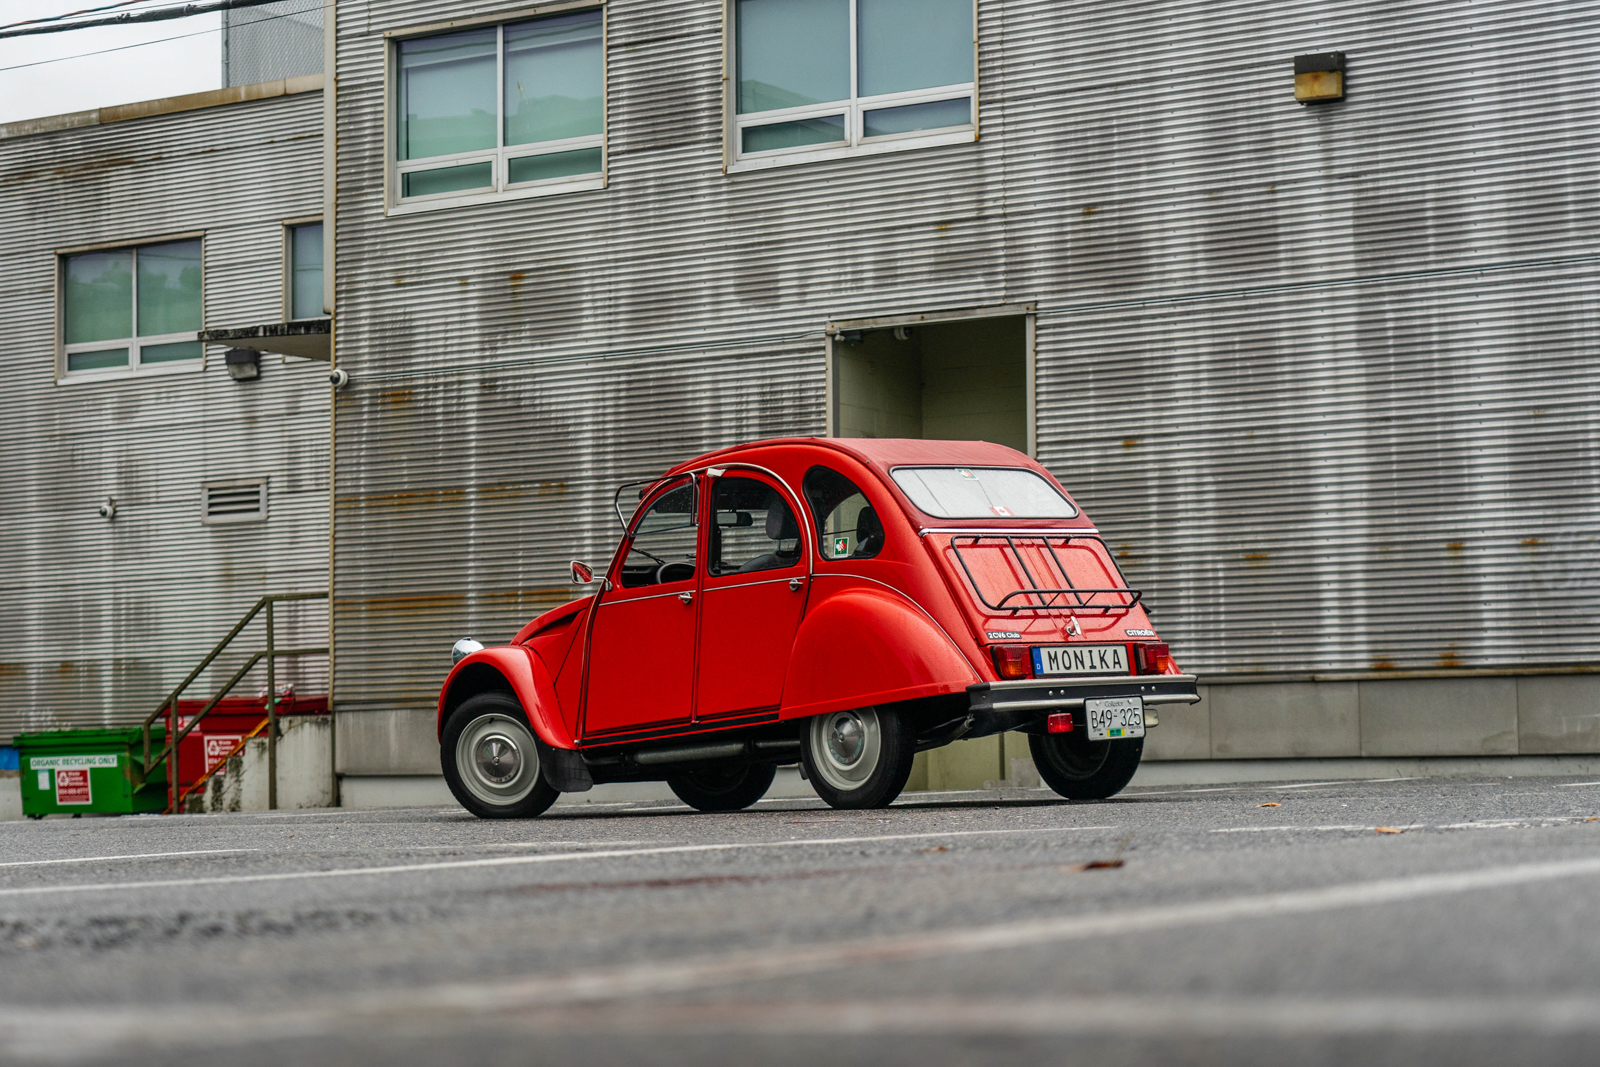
[890,467,1078,520]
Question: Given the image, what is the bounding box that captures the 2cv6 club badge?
[438,438,1199,817]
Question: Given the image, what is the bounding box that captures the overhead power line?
[0,0,294,40]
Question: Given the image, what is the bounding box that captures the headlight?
[451,637,485,664]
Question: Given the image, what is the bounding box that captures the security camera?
[894,326,914,341]
[329,368,350,389]
[97,497,116,521]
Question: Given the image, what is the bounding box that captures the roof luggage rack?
[948,533,1141,615]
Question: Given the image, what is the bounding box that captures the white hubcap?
[809,708,882,793]
[456,713,540,806]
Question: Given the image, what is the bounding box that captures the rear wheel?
[1029,731,1143,800]
[441,692,560,819]
[667,763,777,812]
[800,706,916,810]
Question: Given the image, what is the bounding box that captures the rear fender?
[779,583,982,720]
[437,645,578,749]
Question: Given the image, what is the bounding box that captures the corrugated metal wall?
[0,91,330,740]
[332,0,1600,759]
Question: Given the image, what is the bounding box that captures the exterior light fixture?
[224,347,261,381]
[1294,52,1345,104]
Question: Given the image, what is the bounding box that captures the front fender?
[779,582,982,720]
[437,644,579,749]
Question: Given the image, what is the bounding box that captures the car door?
[583,477,702,738]
[695,472,809,722]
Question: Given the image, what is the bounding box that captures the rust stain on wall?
[378,389,414,406]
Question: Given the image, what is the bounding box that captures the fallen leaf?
[1074,859,1126,871]
[1374,826,1404,834]
[1258,802,1280,808]
[1587,817,1598,823]
[922,845,949,853]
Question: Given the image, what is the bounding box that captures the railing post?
[168,695,178,814]
[267,598,277,811]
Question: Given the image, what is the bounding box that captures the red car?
[438,438,1198,818]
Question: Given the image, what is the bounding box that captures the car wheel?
[800,706,916,810]
[666,763,777,812]
[1029,731,1143,800]
[441,693,560,819]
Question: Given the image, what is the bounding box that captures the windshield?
[890,467,1078,520]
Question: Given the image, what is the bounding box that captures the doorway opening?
[825,304,1037,792]
[827,305,1034,455]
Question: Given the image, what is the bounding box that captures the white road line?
[1212,825,1374,833]
[1556,781,1600,788]
[408,853,1600,1011]
[0,849,256,869]
[0,825,1117,899]
[1129,777,1422,798]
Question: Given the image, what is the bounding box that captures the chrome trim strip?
[980,675,1198,691]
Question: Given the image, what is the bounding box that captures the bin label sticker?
[37,771,49,791]
[55,768,91,806]
[28,755,119,770]
[203,736,243,774]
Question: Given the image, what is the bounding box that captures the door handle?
[678,592,694,604]
[789,578,804,592]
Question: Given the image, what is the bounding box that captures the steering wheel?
[654,561,694,584]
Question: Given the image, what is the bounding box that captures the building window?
[62,239,202,375]
[287,222,325,320]
[733,0,974,169]
[393,8,604,209]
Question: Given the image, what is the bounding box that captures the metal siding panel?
[331,0,1600,754]
[0,93,330,739]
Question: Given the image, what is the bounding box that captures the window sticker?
[834,535,851,555]
[990,505,1013,516]
[957,468,975,479]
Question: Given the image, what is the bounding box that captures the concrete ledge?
[1129,755,1600,788]
[0,74,323,141]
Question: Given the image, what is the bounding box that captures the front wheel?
[441,693,560,818]
[1029,731,1143,800]
[667,763,777,812]
[800,706,916,810]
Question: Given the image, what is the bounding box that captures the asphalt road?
[5,775,1600,1065]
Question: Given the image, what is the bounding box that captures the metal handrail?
[139,593,328,813]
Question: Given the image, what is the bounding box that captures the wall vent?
[202,480,268,523]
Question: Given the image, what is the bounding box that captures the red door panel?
[696,473,807,721]
[697,575,806,719]
[584,588,698,736]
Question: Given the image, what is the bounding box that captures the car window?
[889,467,1078,519]
[709,476,802,576]
[618,480,698,588]
[803,466,883,561]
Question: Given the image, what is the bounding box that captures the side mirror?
[570,560,595,584]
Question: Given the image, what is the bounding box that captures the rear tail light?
[1135,642,1172,674]
[1047,712,1074,733]
[991,645,1033,679]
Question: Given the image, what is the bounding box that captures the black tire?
[1029,731,1143,800]
[666,762,777,812]
[800,706,916,809]
[441,692,560,819]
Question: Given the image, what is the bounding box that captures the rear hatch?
[923,530,1159,662]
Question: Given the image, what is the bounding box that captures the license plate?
[1085,697,1145,741]
[1032,644,1129,676]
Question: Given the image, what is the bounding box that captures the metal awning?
[199,319,330,361]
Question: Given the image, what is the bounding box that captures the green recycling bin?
[14,726,169,817]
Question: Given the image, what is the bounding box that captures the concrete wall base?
[0,772,18,822]
[204,716,334,812]
[1129,754,1600,787]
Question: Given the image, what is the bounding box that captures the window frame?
[282,216,328,321]
[55,232,207,384]
[723,0,979,174]
[383,1,608,215]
